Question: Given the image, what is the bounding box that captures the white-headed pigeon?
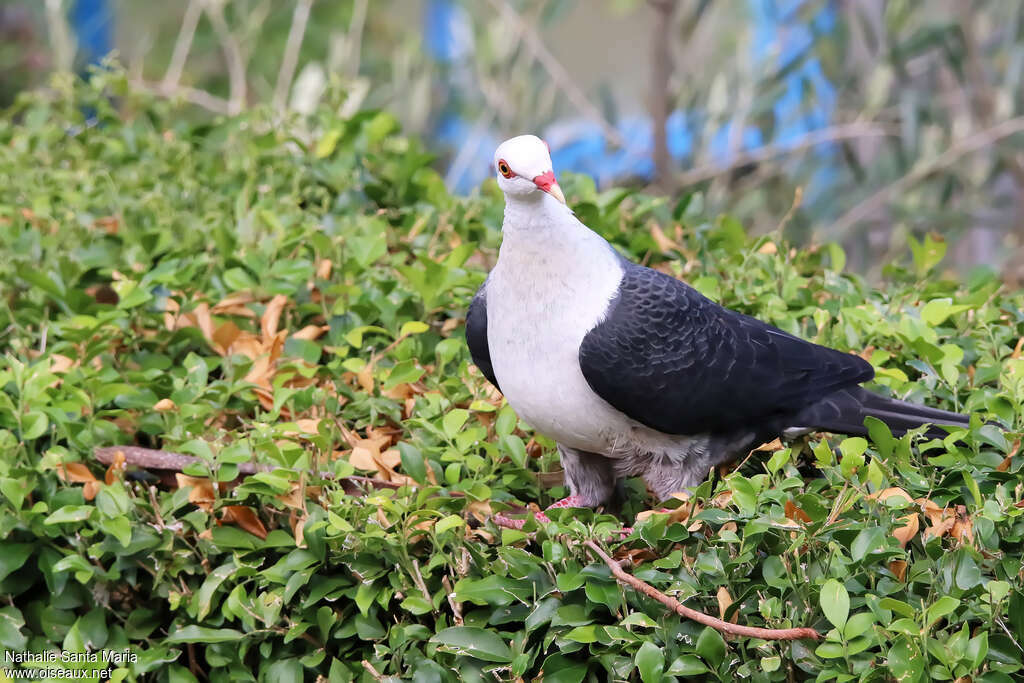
[467,134,971,525]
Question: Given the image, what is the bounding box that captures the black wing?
[466,282,500,391]
[578,264,874,436]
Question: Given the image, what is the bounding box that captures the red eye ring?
[497,159,514,178]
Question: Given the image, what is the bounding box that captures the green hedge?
[1,72,1023,682]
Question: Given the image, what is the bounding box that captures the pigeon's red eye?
[497,160,514,178]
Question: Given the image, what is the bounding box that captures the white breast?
[485,196,632,452]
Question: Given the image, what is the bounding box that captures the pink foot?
[493,495,584,529]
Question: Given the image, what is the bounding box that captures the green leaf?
[400,320,430,336]
[820,579,850,630]
[920,298,968,326]
[0,606,28,651]
[44,506,95,525]
[315,128,342,158]
[851,526,886,562]
[844,612,875,640]
[635,641,664,683]
[397,442,428,484]
[442,409,469,438]
[563,625,598,643]
[430,627,513,663]
[166,625,245,643]
[0,544,33,582]
[695,626,726,666]
[667,655,708,676]
[21,411,49,440]
[195,562,235,620]
[887,639,925,681]
[434,514,464,535]
[760,655,781,673]
[925,596,959,626]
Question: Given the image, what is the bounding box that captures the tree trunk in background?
[649,0,676,188]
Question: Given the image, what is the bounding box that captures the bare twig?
[487,0,626,148]
[148,485,166,529]
[43,0,74,73]
[584,540,820,641]
[162,0,203,90]
[649,0,676,186]
[441,575,463,625]
[273,0,315,113]
[410,559,436,613]
[360,660,384,681]
[677,123,894,187]
[202,0,247,114]
[92,445,408,495]
[129,79,233,115]
[830,116,1024,238]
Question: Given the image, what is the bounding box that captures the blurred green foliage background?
[6,0,1024,280]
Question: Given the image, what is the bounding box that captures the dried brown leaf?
[193,303,215,349]
[277,484,306,510]
[292,324,328,341]
[104,450,126,486]
[868,488,919,548]
[892,514,920,548]
[1011,336,1024,360]
[212,292,257,314]
[261,294,288,340]
[889,559,908,582]
[315,259,333,280]
[467,500,493,523]
[222,505,268,539]
[49,354,75,374]
[291,511,307,547]
[153,398,177,413]
[177,474,216,511]
[650,223,682,253]
[785,499,812,524]
[80,481,100,501]
[56,462,97,484]
[716,586,736,623]
[357,363,375,393]
[212,321,243,354]
[950,505,973,545]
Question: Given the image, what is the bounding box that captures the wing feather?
[578,264,873,435]
[466,282,500,391]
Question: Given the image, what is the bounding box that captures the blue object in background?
[426,0,842,199]
[71,0,113,68]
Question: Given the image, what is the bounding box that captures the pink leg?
[493,495,584,529]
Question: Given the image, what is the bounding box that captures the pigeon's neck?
[498,193,613,262]
[494,192,623,308]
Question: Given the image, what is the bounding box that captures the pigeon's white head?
[493,134,566,204]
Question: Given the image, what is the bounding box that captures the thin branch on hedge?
[131,79,233,115]
[273,0,314,113]
[92,446,405,492]
[583,540,820,641]
[487,0,626,148]
[162,0,203,90]
[442,575,463,626]
[676,122,894,188]
[830,116,1024,237]
[411,559,436,613]
[361,660,384,681]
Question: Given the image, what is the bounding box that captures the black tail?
[793,387,970,440]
